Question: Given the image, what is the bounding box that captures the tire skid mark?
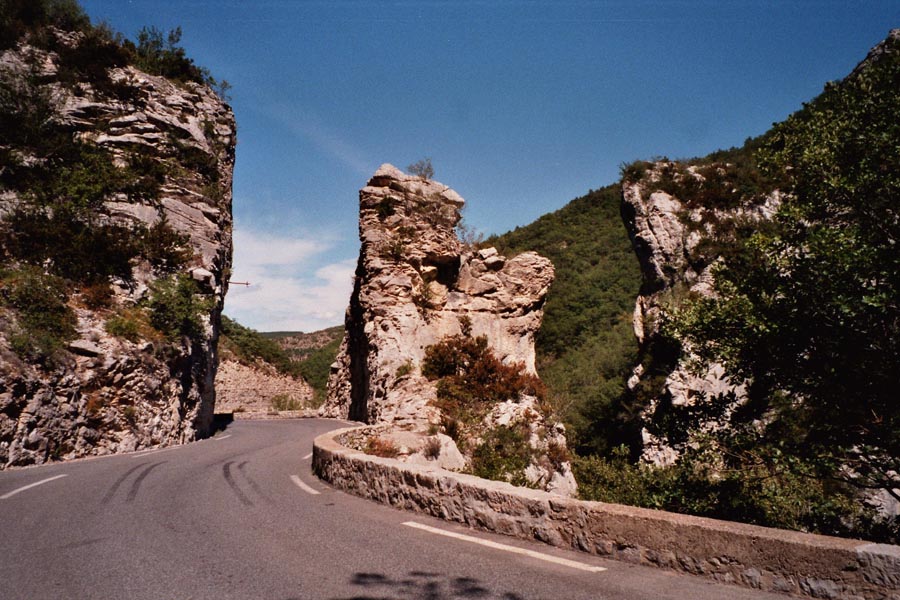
[236,461,272,504]
[126,462,165,502]
[101,463,148,504]
[222,461,253,506]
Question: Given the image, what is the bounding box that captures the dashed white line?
[290,474,321,495]
[402,521,607,573]
[1,474,68,500]
[302,453,313,460]
[214,434,232,441]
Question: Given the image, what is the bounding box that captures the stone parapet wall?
[313,427,900,600]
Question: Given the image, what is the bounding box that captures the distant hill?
[263,326,344,362]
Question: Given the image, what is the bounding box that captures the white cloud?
[232,229,325,267]
[224,227,355,332]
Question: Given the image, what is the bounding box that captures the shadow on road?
[320,571,526,600]
[211,412,234,434]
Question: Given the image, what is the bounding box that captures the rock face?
[215,359,313,415]
[621,165,778,464]
[0,33,235,466]
[322,164,575,495]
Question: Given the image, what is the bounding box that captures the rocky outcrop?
[322,164,575,495]
[621,165,778,464]
[214,359,313,415]
[0,32,234,466]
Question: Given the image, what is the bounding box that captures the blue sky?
[78,0,899,332]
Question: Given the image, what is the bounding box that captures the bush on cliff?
[0,266,76,363]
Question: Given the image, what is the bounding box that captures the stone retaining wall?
[313,427,900,600]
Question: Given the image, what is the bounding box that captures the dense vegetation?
[659,35,900,542]
[487,37,900,543]
[561,37,900,543]
[219,316,301,378]
[0,0,228,93]
[292,334,343,408]
[488,185,641,455]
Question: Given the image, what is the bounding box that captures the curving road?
[0,419,789,600]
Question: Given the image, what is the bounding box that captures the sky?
[78,0,899,332]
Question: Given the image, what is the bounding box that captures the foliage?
[105,308,144,342]
[423,334,544,426]
[364,436,400,458]
[670,35,900,513]
[0,0,90,49]
[147,274,211,341]
[422,333,545,482]
[573,442,883,539]
[422,436,442,460]
[471,424,534,486]
[137,218,193,273]
[219,315,302,377]
[270,393,302,411]
[395,361,414,379]
[407,157,434,180]
[0,0,225,95]
[0,266,76,362]
[294,332,344,408]
[487,185,641,453]
[127,26,217,87]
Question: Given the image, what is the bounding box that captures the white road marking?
[1,474,68,500]
[402,521,607,573]
[302,453,313,460]
[215,434,232,441]
[290,474,321,495]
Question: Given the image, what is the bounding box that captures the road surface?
[0,419,790,599]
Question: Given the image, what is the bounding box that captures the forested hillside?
[566,32,900,544]
[487,186,641,454]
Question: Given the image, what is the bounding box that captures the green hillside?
[487,184,641,454]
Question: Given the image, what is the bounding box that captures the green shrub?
[573,442,878,539]
[3,208,140,285]
[471,424,533,486]
[138,218,192,273]
[104,308,149,342]
[147,274,211,341]
[126,26,216,87]
[395,361,414,379]
[270,393,301,411]
[0,266,76,362]
[376,197,396,220]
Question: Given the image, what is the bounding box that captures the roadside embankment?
[313,427,900,600]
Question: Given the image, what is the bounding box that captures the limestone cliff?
[0,29,234,466]
[621,162,779,464]
[323,164,575,495]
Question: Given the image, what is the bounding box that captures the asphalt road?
[0,419,791,600]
